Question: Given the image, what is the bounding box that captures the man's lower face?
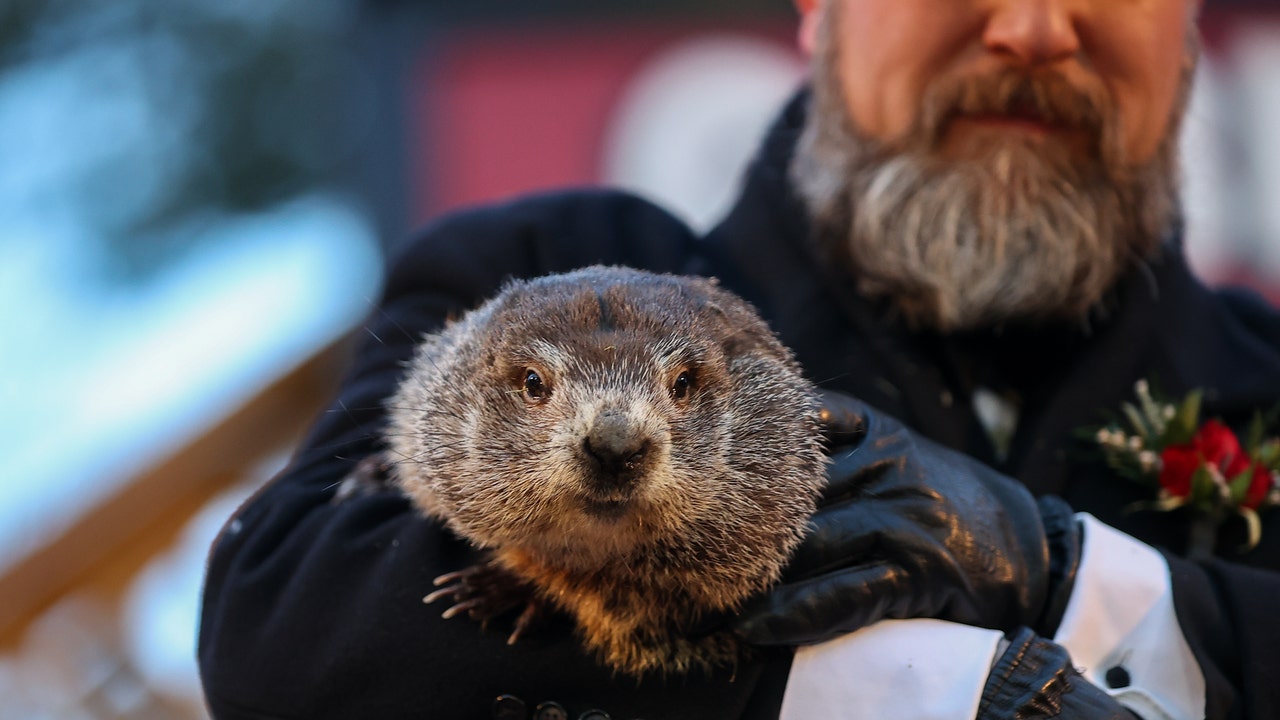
[792,9,1187,333]
[917,68,1112,170]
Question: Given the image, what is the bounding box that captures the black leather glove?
[735,392,1081,646]
[980,628,1138,720]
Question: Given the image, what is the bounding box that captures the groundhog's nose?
[582,414,651,478]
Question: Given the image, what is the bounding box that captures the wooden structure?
[0,342,350,652]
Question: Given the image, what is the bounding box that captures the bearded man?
[198,1,1280,718]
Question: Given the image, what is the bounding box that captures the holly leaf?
[1247,411,1265,455]
[1189,464,1218,506]
[1258,439,1280,470]
[1162,390,1202,447]
[1229,466,1256,506]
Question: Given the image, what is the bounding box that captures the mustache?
[915,69,1112,153]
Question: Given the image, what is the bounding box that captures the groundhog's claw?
[440,598,484,620]
[424,560,545,642]
[507,601,545,645]
[431,570,468,587]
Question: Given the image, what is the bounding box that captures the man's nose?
[983,0,1082,67]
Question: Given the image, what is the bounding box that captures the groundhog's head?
[388,266,825,589]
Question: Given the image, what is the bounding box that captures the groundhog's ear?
[679,275,789,361]
[704,299,790,363]
[448,296,507,371]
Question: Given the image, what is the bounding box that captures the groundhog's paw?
[423,560,545,644]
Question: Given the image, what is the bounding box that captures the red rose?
[1243,465,1274,510]
[1159,445,1199,497]
[1158,419,1249,498]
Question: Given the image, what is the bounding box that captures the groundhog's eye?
[671,369,695,401]
[523,369,549,402]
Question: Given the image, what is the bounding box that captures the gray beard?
[791,19,1187,332]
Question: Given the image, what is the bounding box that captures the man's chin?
[860,269,1100,334]
[844,143,1141,334]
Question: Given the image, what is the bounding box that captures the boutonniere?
[1091,380,1280,558]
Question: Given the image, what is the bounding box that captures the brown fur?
[384,266,826,676]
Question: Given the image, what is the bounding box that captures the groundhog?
[377,266,827,677]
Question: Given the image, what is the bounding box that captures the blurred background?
[0,0,1277,717]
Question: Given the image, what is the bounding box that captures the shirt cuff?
[1053,513,1205,720]
[779,619,1003,720]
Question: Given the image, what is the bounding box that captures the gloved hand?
[980,628,1138,720]
[735,391,1081,646]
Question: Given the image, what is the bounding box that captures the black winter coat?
[198,94,1280,719]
